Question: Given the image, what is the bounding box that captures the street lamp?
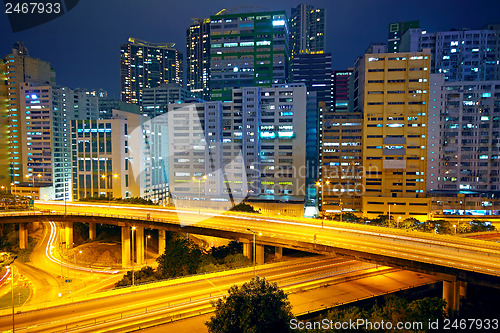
[7,255,18,333]
[192,175,207,214]
[388,203,395,226]
[453,224,457,235]
[397,216,401,229]
[131,226,136,286]
[316,179,330,216]
[10,183,16,205]
[247,228,261,277]
[145,234,151,262]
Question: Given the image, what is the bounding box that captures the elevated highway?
[1,202,499,293]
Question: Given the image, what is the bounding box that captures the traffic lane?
[0,257,354,330]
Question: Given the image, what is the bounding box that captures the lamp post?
[453,224,457,235]
[7,255,18,333]
[192,175,207,214]
[145,234,151,262]
[397,216,401,229]
[388,203,395,226]
[10,183,16,205]
[339,198,343,223]
[247,228,261,277]
[131,226,136,286]
[315,179,330,217]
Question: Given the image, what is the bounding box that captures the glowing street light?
[192,175,207,214]
[132,226,136,286]
[247,228,262,277]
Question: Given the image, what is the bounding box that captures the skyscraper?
[186,18,211,100]
[291,53,333,210]
[399,24,500,81]
[320,69,362,214]
[356,51,431,219]
[1,42,56,185]
[289,4,326,57]
[120,38,183,107]
[209,10,289,101]
[427,76,500,196]
[19,84,98,201]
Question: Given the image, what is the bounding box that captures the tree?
[156,237,203,278]
[206,276,293,333]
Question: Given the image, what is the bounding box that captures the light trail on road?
[45,221,120,275]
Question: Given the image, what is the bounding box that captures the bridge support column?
[65,222,73,249]
[275,246,283,260]
[459,281,467,300]
[443,281,460,316]
[243,242,252,261]
[135,226,145,265]
[121,226,131,268]
[88,222,96,241]
[158,230,166,254]
[19,223,28,249]
[256,244,265,265]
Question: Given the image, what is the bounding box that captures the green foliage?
[229,203,260,213]
[78,196,157,205]
[115,266,157,287]
[307,296,447,333]
[206,276,293,333]
[469,219,496,232]
[210,241,243,260]
[156,237,203,278]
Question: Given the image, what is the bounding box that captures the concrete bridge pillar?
[256,244,265,265]
[459,281,467,300]
[121,226,131,268]
[275,246,283,260]
[158,230,166,254]
[243,242,252,261]
[65,222,73,249]
[443,281,460,316]
[135,226,145,265]
[88,222,96,241]
[19,223,28,249]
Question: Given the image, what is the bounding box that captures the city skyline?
[1,0,499,97]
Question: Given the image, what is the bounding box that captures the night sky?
[1,0,499,98]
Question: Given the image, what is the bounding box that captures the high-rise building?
[400,24,500,81]
[387,20,419,53]
[209,10,289,101]
[168,84,307,202]
[120,38,183,107]
[142,83,201,118]
[320,69,362,214]
[186,18,211,100]
[19,84,98,201]
[1,42,56,185]
[427,76,500,196]
[71,110,149,200]
[356,51,431,220]
[291,53,332,210]
[289,4,326,57]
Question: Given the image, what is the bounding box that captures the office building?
[289,4,326,57]
[186,18,211,100]
[1,42,56,185]
[427,76,500,197]
[71,110,149,200]
[400,24,500,81]
[19,84,98,201]
[291,53,332,211]
[356,51,432,219]
[209,10,289,101]
[142,83,201,118]
[120,38,183,107]
[320,69,362,214]
[168,84,307,203]
[387,20,420,53]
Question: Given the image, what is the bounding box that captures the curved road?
[30,202,500,280]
